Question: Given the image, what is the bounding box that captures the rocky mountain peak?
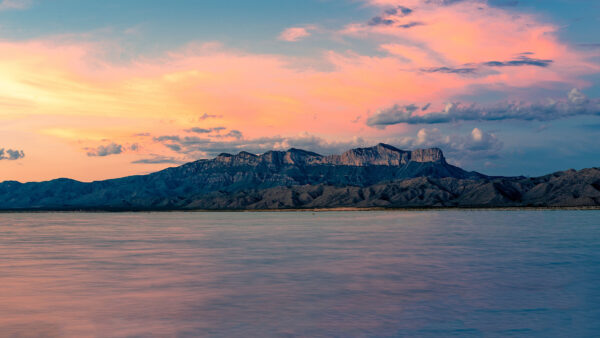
[410,148,445,163]
[237,151,257,158]
[215,151,259,166]
[283,148,321,165]
[211,143,445,167]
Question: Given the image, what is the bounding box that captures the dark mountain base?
[182,168,600,210]
[2,168,598,211]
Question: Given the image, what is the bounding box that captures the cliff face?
[206,143,444,168]
[326,143,411,166]
[410,148,445,163]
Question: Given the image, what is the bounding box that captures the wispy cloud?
[421,56,553,75]
[185,127,226,134]
[182,126,242,140]
[421,66,477,74]
[367,5,415,27]
[132,155,185,164]
[198,113,221,120]
[278,26,315,42]
[482,56,553,68]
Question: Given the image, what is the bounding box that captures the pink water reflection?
[1,211,598,337]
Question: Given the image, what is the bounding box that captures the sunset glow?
[1,0,599,181]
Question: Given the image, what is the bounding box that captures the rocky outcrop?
[325,143,411,166]
[410,148,445,163]
[206,143,444,168]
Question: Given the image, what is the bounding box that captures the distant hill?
[0,143,598,210]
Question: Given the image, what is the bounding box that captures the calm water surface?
[0,211,599,337]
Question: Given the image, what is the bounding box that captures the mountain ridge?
[204,143,447,168]
[0,143,598,210]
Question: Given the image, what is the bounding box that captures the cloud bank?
[367,89,600,127]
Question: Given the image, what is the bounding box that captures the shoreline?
[1,206,599,213]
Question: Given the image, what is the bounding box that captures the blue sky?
[0,0,369,56]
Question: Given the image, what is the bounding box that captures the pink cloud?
[278,26,314,42]
[343,0,598,91]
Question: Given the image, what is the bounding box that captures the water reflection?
[0,211,599,337]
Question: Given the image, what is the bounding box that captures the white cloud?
[391,127,503,163]
[471,127,483,142]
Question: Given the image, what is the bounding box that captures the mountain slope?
[183,168,600,210]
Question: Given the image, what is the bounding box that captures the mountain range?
[1,143,599,210]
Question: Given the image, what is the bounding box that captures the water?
[0,211,599,337]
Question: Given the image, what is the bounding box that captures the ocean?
[1,211,599,337]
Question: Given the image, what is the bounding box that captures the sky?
[0,0,599,182]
